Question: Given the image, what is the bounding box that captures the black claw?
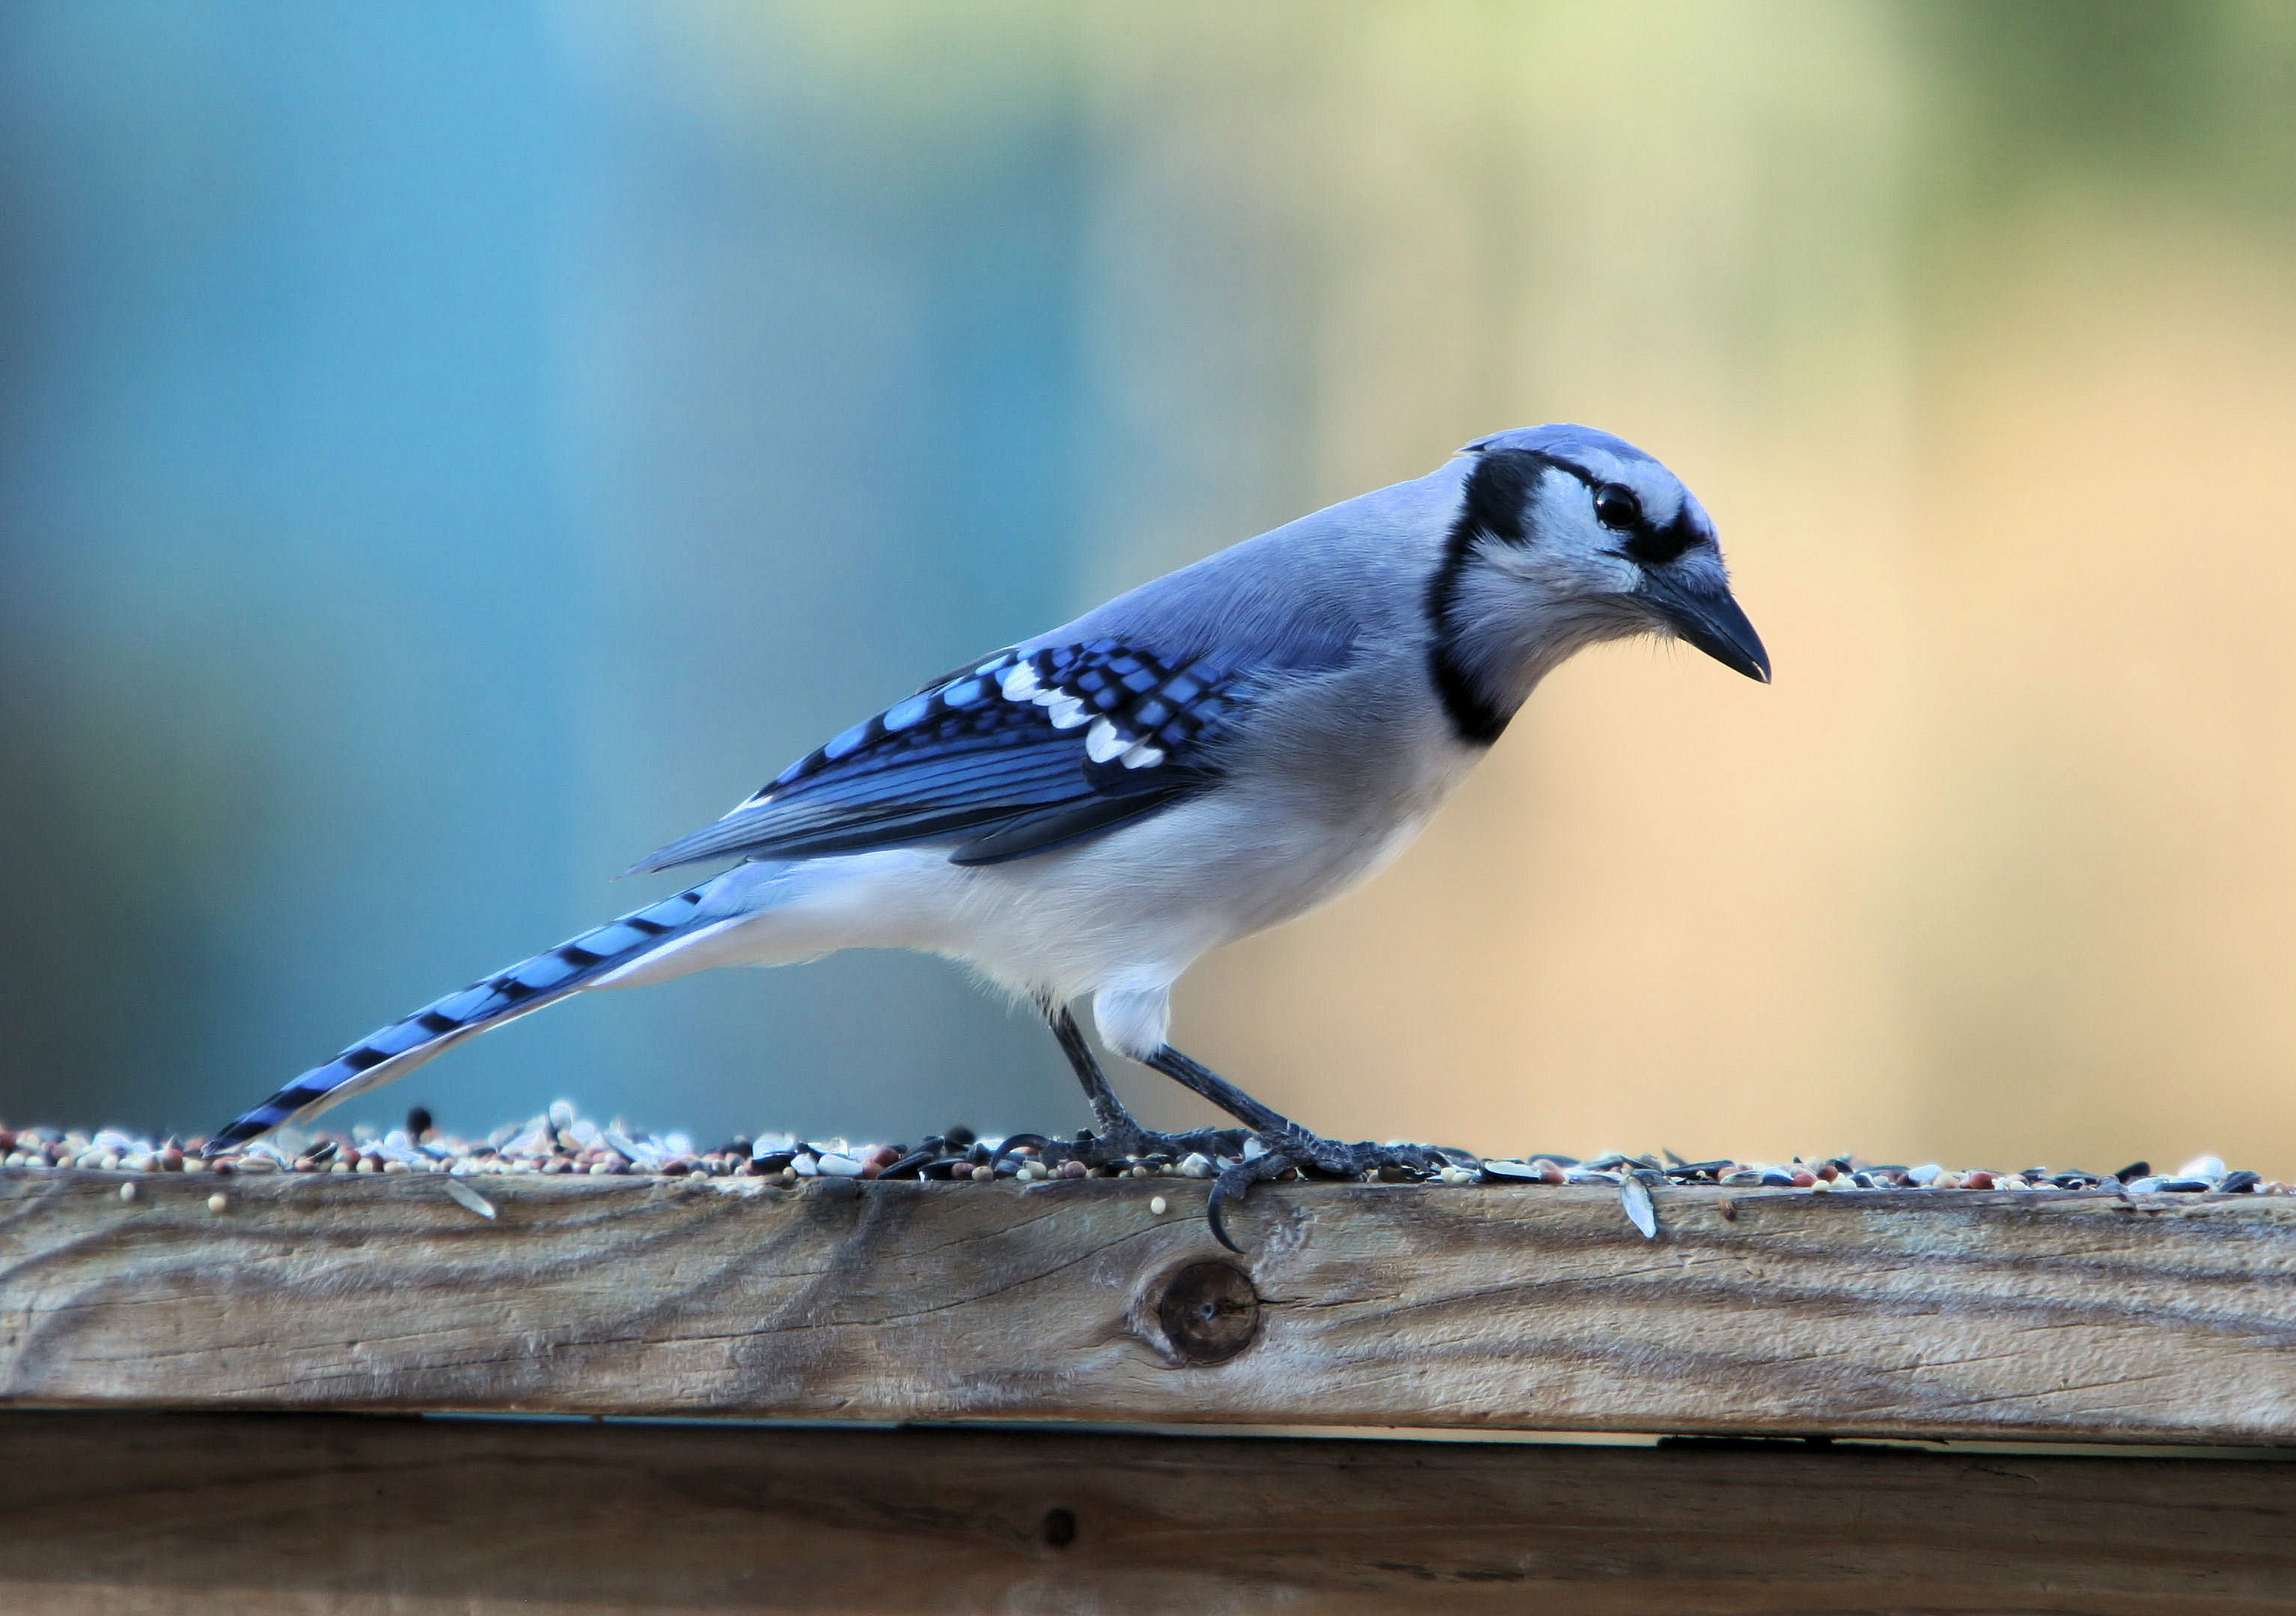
[1200,1145,1307,1251]
[1205,1177,1245,1253]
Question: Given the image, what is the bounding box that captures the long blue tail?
[207,882,721,1150]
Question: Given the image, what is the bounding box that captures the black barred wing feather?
[631,640,1248,873]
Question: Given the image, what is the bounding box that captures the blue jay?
[211,424,1767,1245]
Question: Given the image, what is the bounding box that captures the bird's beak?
[1638,570,1771,683]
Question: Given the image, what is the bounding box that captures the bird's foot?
[998,1123,1252,1172]
[1205,1131,1479,1251]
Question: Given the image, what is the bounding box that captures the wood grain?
[4,1411,2294,1614]
[5,1168,2296,1443]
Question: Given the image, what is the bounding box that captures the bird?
[208,424,1768,1247]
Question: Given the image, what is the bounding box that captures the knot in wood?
[1155,1260,1260,1365]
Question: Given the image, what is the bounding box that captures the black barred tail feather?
[206,884,718,1152]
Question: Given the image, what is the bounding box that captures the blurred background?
[4,1,2295,1172]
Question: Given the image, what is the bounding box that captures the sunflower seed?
[1620,1174,1657,1240]
[443,1178,497,1220]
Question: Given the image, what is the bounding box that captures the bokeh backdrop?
[5,1,2296,1174]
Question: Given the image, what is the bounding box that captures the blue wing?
[632,639,1265,872]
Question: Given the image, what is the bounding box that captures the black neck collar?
[1424,448,1555,746]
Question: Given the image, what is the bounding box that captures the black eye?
[1593,485,1641,530]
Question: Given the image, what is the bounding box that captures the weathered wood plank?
[5,1168,2296,1443]
[3,1411,2293,1614]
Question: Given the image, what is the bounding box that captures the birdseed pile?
[0,1101,2277,1201]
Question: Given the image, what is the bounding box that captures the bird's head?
[1426,424,1768,743]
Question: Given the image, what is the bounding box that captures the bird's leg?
[1144,1042,1477,1251]
[1033,1002,1245,1168]
[1046,1001,1134,1141]
[1141,1045,1298,1134]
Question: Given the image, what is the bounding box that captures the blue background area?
[0,3,1094,1142]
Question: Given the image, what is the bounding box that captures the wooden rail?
[4,1411,2293,1614]
[6,1165,2295,1444]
